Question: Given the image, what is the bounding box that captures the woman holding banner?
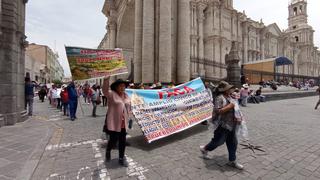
[200,81,244,170]
[102,76,130,167]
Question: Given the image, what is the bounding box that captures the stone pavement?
[0,100,55,180]
[1,96,320,180]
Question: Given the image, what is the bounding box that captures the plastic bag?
[236,121,249,141]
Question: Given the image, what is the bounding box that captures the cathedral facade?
[99,0,320,84]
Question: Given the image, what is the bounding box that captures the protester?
[200,81,244,170]
[67,82,78,121]
[77,85,84,102]
[102,76,131,167]
[47,85,53,105]
[315,86,320,110]
[51,85,58,107]
[155,82,162,89]
[239,84,250,107]
[168,82,175,88]
[25,77,36,116]
[231,88,241,101]
[91,85,100,117]
[56,85,62,110]
[100,89,107,107]
[60,85,69,116]
[38,86,47,102]
[83,83,91,104]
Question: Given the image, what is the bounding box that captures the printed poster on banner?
[65,46,128,80]
[126,78,213,143]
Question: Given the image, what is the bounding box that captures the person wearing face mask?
[200,81,244,170]
[102,76,131,167]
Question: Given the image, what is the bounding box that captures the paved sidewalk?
[0,101,55,180]
[2,96,320,180]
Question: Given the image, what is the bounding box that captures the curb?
[264,91,318,101]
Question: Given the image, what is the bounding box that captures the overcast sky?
[26,0,320,77]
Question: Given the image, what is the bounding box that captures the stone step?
[0,114,4,127]
[264,91,318,101]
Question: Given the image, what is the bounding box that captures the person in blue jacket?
[67,82,78,121]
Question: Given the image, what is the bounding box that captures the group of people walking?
[101,76,245,169]
[25,76,320,170]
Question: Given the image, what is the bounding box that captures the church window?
[293,25,297,29]
[293,7,297,15]
[295,36,299,42]
[299,5,303,13]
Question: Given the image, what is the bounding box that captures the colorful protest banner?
[65,46,128,80]
[126,78,213,143]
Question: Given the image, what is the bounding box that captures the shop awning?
[274,56,293,66]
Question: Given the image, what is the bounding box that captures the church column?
[134,0,143,83]
[142,0,155,83]
[159,0,172,83]
[243,23,248,63]
[260,37,265,59]
[177,0,191,83]
[248,51,251,62]
[108,21,117,49]
[0,0,28,125]
[197,3,206,77]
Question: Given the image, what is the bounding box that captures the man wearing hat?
[200,81,244,170]
[102,76,131,167]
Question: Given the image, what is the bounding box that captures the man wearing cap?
[200,81,244,170]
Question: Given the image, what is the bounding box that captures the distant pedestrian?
[51,85,58,107]
[67,82,78,121]
[91,85,101,117]
[60,85,69,116]
[25,77,36,116]
[38,86,47,102]
[239,84,250,107]
[315,86,320,110]
[101,90,107,107]
[102,76,130,167]
[56,85,62,110]
[83,84,91,104]
[255,87,266,102]
[200,81,244,170]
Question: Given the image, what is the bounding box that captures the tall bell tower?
[287,0,315,76]
[288,0,308,30]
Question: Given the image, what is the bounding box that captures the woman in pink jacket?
[102,76,130,166]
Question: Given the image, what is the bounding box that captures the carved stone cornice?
[197,2,207,23]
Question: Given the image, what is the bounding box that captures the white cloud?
[26,0,106,77]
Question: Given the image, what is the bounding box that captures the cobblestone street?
[1,96,320,180]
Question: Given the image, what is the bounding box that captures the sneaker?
[228,161,244,170]
[200,146,210,159]
[119,158,129,167]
